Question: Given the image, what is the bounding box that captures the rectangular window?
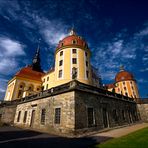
[23,111,27,123]
[86,61,88,67]
[17,111,21,122]
[41,109,46,125]
[72,49,77,53]
[60,51,63,56]
[59,60,63,66]
[58,70,62,78]
[47,77,49,81]
[125,92,128,96]
[54,108,61,124]
[85,52,88,57]
[87,108,94,127]
[72,58,77,64]
[86,70,89,78]
[46,84,48,89]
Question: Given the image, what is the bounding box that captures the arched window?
[27,84,34,96]
[36,86,40,91]
[17,83,25,98]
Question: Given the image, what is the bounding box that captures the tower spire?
[32,41,43,72]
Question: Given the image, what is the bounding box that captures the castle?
[0,29,147,136]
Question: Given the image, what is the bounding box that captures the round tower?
[54,29,92,85]
[115,66,140,99]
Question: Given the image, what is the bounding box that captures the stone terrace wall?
[0,104,17,125]
[137,99,148,122]
[14,91,75,135]
[74,87,139,134]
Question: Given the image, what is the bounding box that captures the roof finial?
[37,38,41,52]
[69,25,76,35]
[120,65,124,71]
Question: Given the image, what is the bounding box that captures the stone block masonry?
[12,80,140,136]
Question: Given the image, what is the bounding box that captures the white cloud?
[138,78,148,83]
[140,68,148,72]
[136,26,148,36]
[0,37,25,75]
[0,58,18,75]
[111,40,123,55]
[0,78,8,99]
[92,24,148,81]
[101,71,116,80]
[142,54,148,62]
[35,17,67,46]
[0,37,25,56]
[0,0,68,46]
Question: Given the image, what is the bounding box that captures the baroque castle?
[0,29,148,136]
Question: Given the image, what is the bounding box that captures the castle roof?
[105,83,116,89]
[56,29,89,50]
[15,65,44,81]
[115,70,134,82]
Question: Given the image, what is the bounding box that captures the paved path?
[0,123,147,148]
[91,122,148,143]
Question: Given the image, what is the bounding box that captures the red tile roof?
[56,35,88,49]
[15,65,44,81]
[105,84,116,89]
[115,71,134,82]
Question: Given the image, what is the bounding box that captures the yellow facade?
[116,80,139,98]
[108,80,139,99]
[4,76,42,101]
[5,30,100,100]
[42,47,94,90]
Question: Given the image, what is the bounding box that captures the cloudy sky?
[0,0,147,99]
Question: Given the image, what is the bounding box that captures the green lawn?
[95,127,148,148]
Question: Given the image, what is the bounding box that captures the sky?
[0,0,147,99]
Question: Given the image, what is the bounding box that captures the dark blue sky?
[0,0,148,99]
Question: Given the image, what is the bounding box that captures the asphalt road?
[0,126,103,148]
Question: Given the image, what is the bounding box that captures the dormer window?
[72,40,77,44]
[61,42,64,46]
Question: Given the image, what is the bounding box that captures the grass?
[95,127,148,148]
